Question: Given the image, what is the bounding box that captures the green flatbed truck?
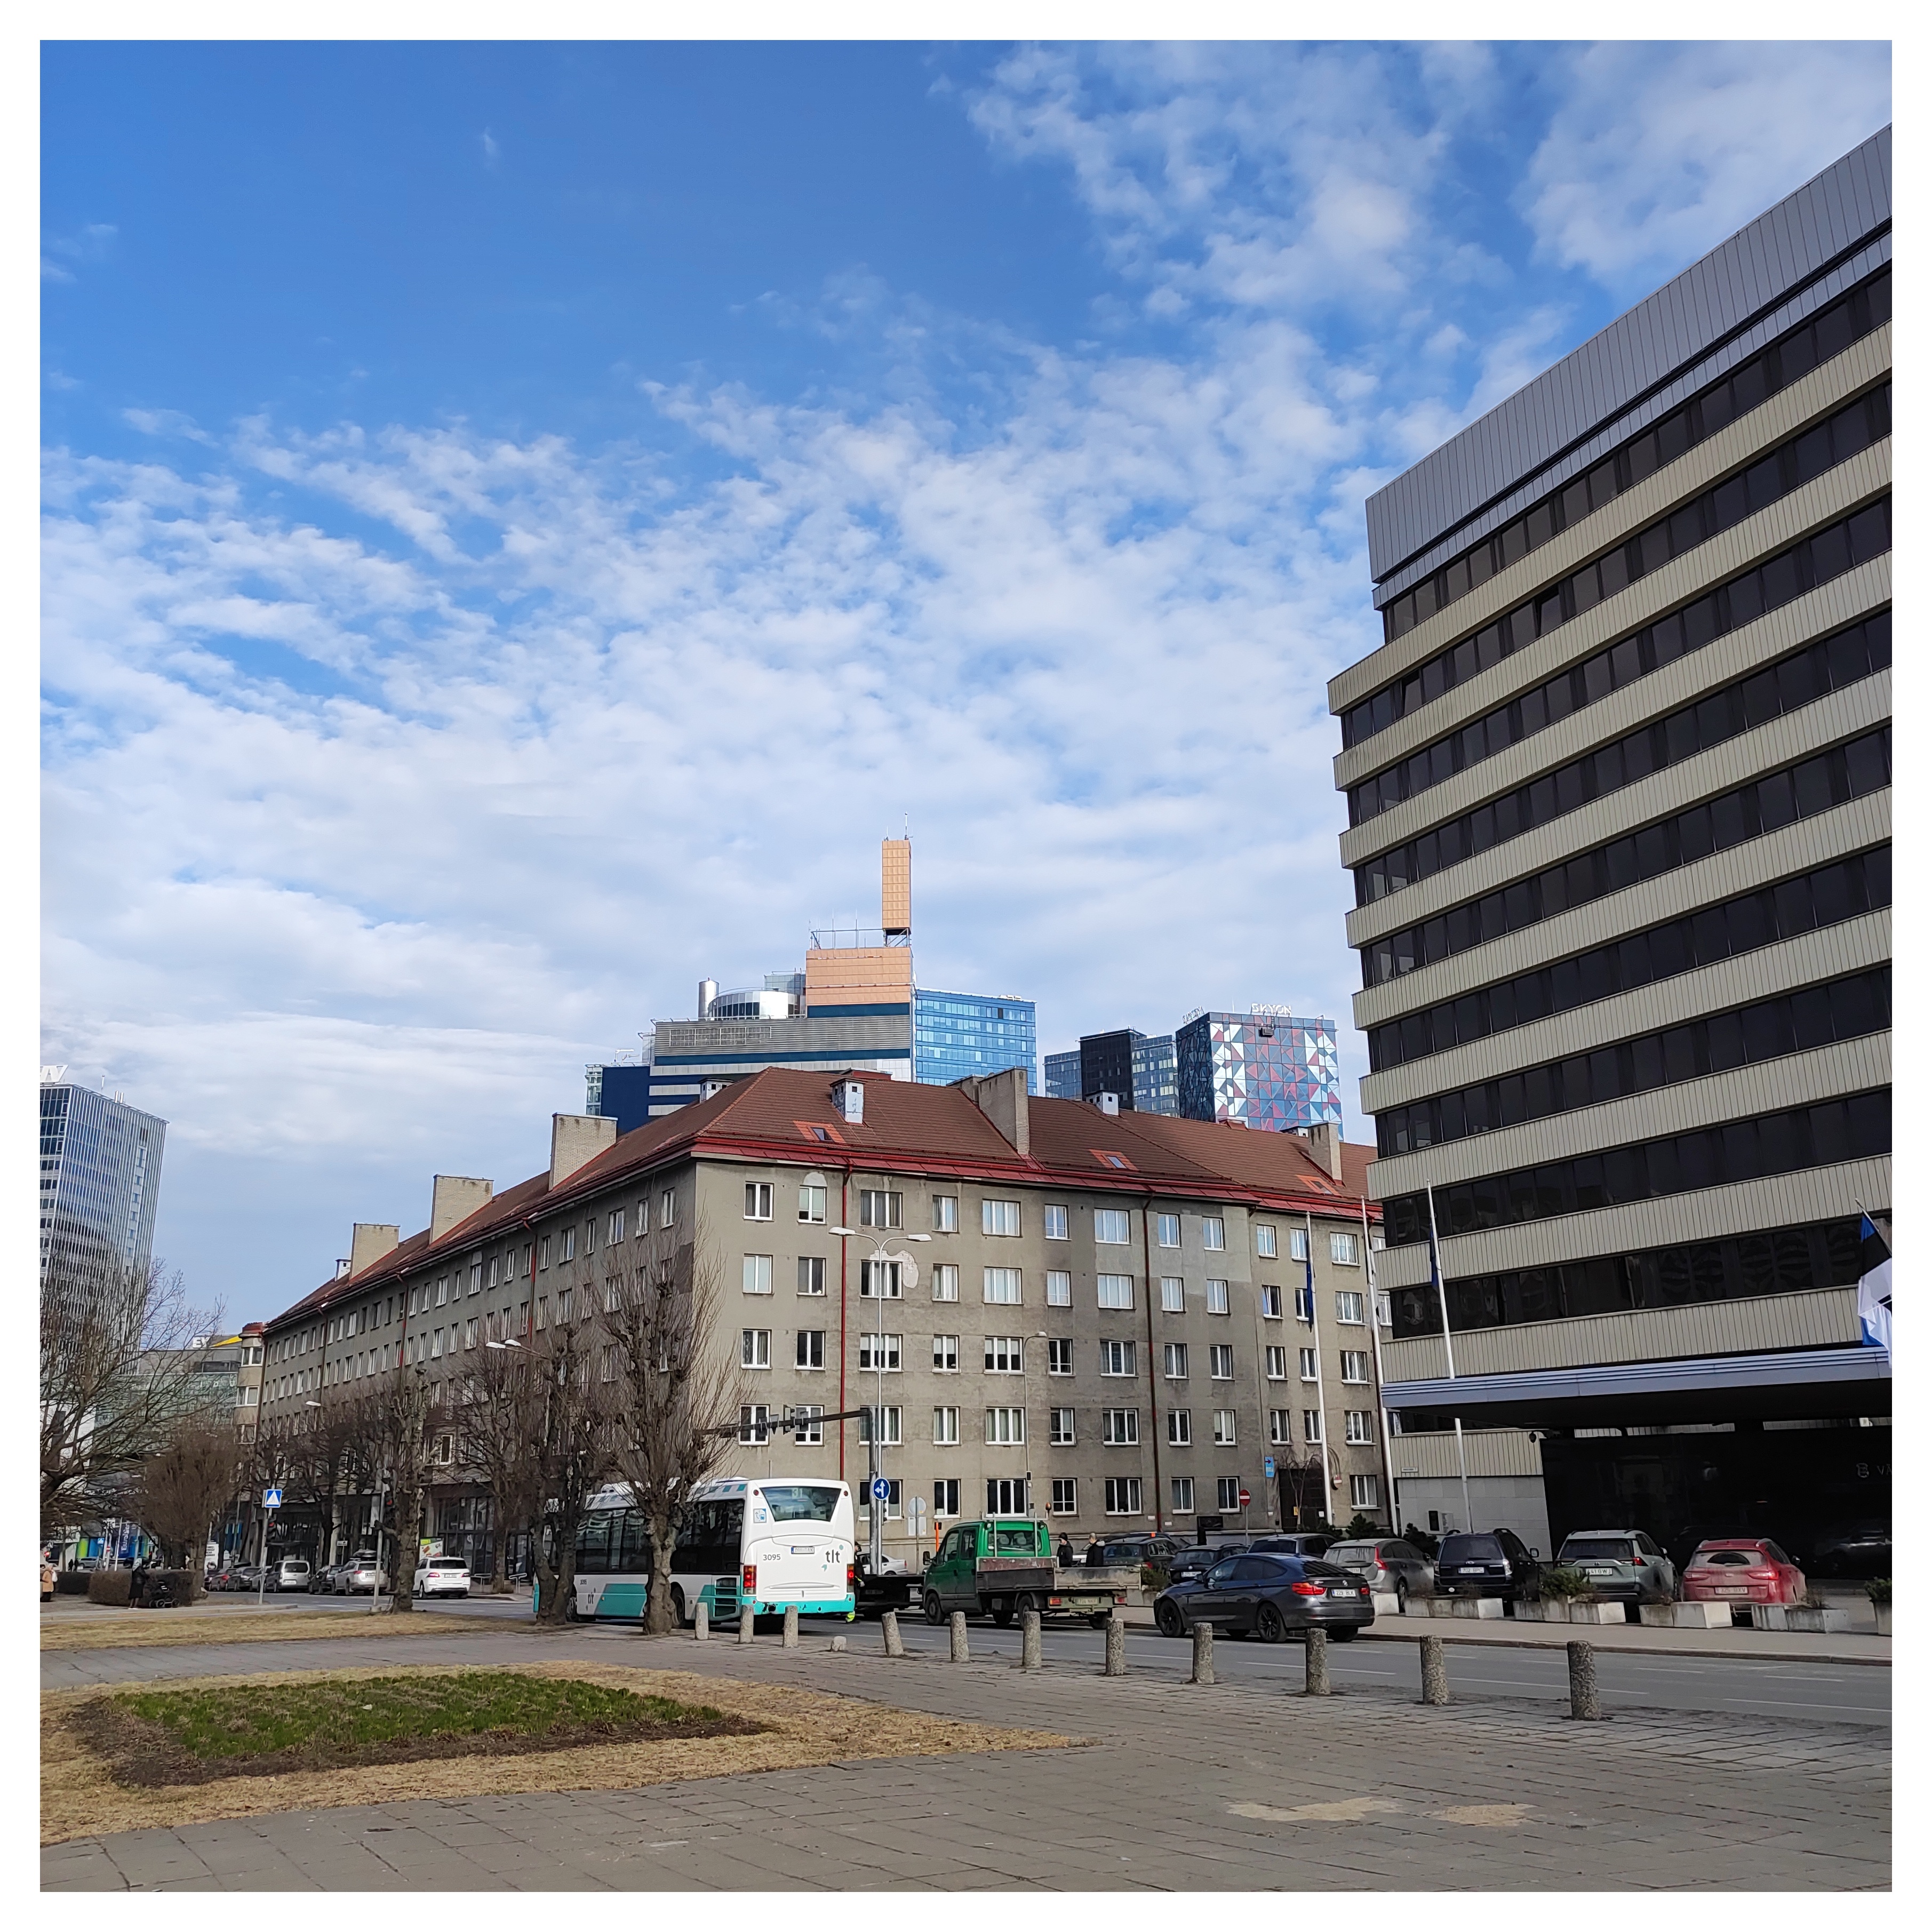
[919,1517,1137,1628]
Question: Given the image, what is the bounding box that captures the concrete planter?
[1563,1601,1623,1625]
[1641,1601,1733,1629]
[1370,1591,1403,1618]
[1513,1600,1561,1622]
[1874,1605,1891,1635]
[1449,1595,1504,1619]
[1782,1606,1850,1634]
[1425,1596,1460,1617]
[1747,1603,1789,1630]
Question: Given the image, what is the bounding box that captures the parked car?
[413,1556,472,1598]
[274,1558,312,1593]
[1807,1520,1891,1579]
[233,1563,265,1592]
[1153,1553,1374,1643]
[852,1552,912,1618]
[1553,1530,1675,1603]
[1166,1542,1247,1584]
[1680,1538,1806,1607]
[1248,1532,1334,1559]
[1434,1528,1543,1602]
[334,1551,388,1595]
[309,1561,340,1593]
[1323,1538,1436,1609]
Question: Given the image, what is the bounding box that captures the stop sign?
[1238,1488,1251,1507]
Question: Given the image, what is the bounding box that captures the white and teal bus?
[569,1478,857,1624]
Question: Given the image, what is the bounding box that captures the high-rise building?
[38,1071,167,1295]
[912,989,1036,1091]
[1335,132,1890,1556]
[1043,1050,1081,1101]
[1175,1012,1342,1132]
[1078,1029,1138,1108]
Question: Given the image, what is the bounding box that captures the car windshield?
[756,1484,843,1523]
[1440,1535,1503,1561]
[1561,1539,1637,1563]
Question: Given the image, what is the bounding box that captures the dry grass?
[40,1610,485,1652]
[42,1660,1078,1845]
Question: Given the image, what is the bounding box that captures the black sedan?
[1152,1553,1375,1642]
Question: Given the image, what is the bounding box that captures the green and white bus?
[569,1477,857,1624]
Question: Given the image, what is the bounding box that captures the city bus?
[569,1477,857,1624]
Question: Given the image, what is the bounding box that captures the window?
[1331,1232,1360,1266]
[660,1188,676,1226]
[608,1209,625,1246]
[1264,1345,1287,1380]
[861,1259,903,1299]
[1207,1279,1230,1315]
[932,1193,959,1233]
[879,1480,902,1520]
[430,1329,443,1360]
[1044,1204,1069,1240]
[858,1333,901,1373]
[1201,1217,1225,1251]
[986,1407,1026,1446]
[741,1329,771,1369]
[1156,1213,1181,1248]
[1171,1475,1195,1513]
[984,1336,1025,1374]
[1256,1225,1278,1259]
[436,1276,451,1305]
[464,1318,479,1350]
[584,1218,597,1257]
[1351,1474,1382,1510]
[984,1267,1023,1305]
[932,1334,959,1372]
[1259,1284,1283,1320]
[1102,1409,1139,1445]
[1336,1292,1365,1325]
[982,1199,1021,1236]
[1097,1273,1135,1310]
[1049,1407,1076,1445]
[796,1329,825,1371]
[1160,1276,1185,1313]
[1376,1292,1393,1329]
[743,1255,772,1296]
[1217,1477,1241,1512]
[1104,1477,1143,1515]
[1212,1409,1237,1445]
[1100,1339,1136,1377]
[933,1406,960,1446]
[1050,1478,1077,1515]
[634,1199,649,1237]
[1340,1351,1370,1384]
[931,1264,959,1302]
[599,1343,620,1383]
[484,1258,497,1292]
[739,1404,770,1445]
[1045,1269,1072,1306]
[1094,1208,1130,1244]
[556,1288,573,1324]
[858,1406,901,1445]
[798,1184,827,1224]
[603,1280,622,1314]
[1047,1338,1073,1376]
[1299,1347,1318,1381]
[797,1256,826,1297]
[470,1259,483,1295]
[861,1189,903,1230]
[1290,1228,1309,1262]
[1345,1410,1374,1444]
[1209,1344,1233,1379]
[935,1479,962,1519]
[987,1478,1028,1514]
[1163,1342,1188,1380]
[793,1405,824,1446]
[1303,1410,1323,1443]
[1295,1283,1315,1322]
[1167,1408,1191,1445]
[1269,1409,1292,1444]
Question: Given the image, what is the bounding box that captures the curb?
[1355,1627,1891,1667]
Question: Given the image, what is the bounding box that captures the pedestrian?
[1057,1533,1075,1569]
[1084,1535,1104,1568]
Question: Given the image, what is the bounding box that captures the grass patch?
[73,1670,760,1786]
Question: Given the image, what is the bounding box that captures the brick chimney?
[551,1113,618,1189]
[960,1065,1030,1158]
[348,1223,399,1278]
[430,1175,494,1242]
[1297,1121,1344,1183]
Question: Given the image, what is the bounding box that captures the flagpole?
[1426,1183,1474,1534]
[1362,1194,1398,1532]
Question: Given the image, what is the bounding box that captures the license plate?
[1460,1566,1487,1574]
[1586,1567,1618,1576]
[1715,1586,1752,1599]
[1329,1588,1363,1597]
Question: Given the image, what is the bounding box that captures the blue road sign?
[869,1476,891,1503]
[1262,1457,1275,1480]
[262,1487,283,1509]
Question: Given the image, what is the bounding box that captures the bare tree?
[526,1311,618,1625]
[41,1251,223,1541]
[289,1398,362,1571]
[123,1420,240,1594]
[607,1234,748,1634]
[1278,1454,1331,1531]
[236,1419,301,1564]
[352,1365,436,1611]
[456,1339,546,1594]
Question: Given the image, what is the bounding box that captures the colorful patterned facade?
[1176,1011,1342,1131]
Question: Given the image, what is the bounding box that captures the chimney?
[1298,1120,1344,1183]
[430,1174,494,1242]
[333,1258,350,1280]
[1095,1091,1121,1117]
[348,1223,399,1278]
[833,1078,865,1125]
[551,1113,618,1189]
[960,1065,1029,1157]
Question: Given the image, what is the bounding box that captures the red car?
[1680,1538,1807,1606]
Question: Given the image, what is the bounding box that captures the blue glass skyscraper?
[913,989,1036,1092]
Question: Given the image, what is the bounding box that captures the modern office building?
[38,1070,167,1298]
[1175,1012,1343,1132]
[1044,1050,1081,1101]
[1069,1027,1177,1114]
[913,989,1037,1092]
[1334,131,1890,1559]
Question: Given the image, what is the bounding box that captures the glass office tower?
[1043,1050,1081,1100]
[913,989,1037,1092]
[39,1076,167,1294]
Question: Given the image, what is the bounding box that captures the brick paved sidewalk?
[43,1629,1888,1891]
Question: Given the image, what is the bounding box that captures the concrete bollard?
[1304,1626,1331,1697]
[949,1610,970,1662]
[693,1600,709,1642]
[1567,1639,1602,1721]
[828,1634,846,1652]
[881,1609,905,1657]
[1420,1633,1449,1705]
[1104,1607,1127,1676]
[738,1603,755,1646]
[1019,1609,1043,1671]
[782,1604,799,1648]
[1190,1622,1214,1684]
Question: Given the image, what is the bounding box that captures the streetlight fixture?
[484,1337,522,1350]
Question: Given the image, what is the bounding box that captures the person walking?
[1083,1535,1104,1568]
[1057,1533,1076,1569]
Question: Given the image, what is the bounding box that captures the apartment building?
[1332,131,1890,1560]
[256,1068,1386,1573]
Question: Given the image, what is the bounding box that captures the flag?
[1856,1212,1891,1352]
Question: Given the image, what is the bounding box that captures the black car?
[1807,1520,1891,1579]
[1248,1533,1333,1558]
[1434,1528,1543,1601]
[1165,1542,1248,1584]
[1153,1552,1375,1642]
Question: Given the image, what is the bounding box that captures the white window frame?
[796,1329,826,1371]
[1268,1409,1292,1445]
[1345,1410,1374,1444]
[1209,1343,1234,1380]
[1264,1345,1287,1380]
[1162,1341,1188,1381]
[1303,1409,1323,1443]
[1045,1270,1072,1307]
[985,1406,1026,1446]
[860,1189,903,1231]
[1256,1225,1278,1259]
[1043,1204,1069,1240]
[798,1184,827,1225]
[932,1405,961,1446]
[1340,1351,1370,1385]
[1100,1339,1135,1378]
[1201,1217,1225,1251]
[983,1266,1023,1305]
[1290,1227,1309,1262]
[1101,1408,1139,1446]
[797,1256,826,1297]
[1046,1338,1073,1376]
[1093,1208,1131,1246]
[1155,1213,1181,1248]
[932,1193,959,1233]
[1167,1408,1191,1446]
[1171,1475,1195,1513]
[935,1478,962,1519]
[984,1336,1025,1374]
[858,1332,903,1374]
[1299,1347,1319,1382]
[1217,1476,1241,1513]
[1337,1291,1366,1325]
[932,1334,959,1373]
[1212,1409,1237,1446]
[1048,1407,1076,1446]
[1331,1232,1360,1267]
[1206,1279,1230,1315]
[931,1263,960,1303]
[739,1404,770,1445]
[1160,1276,1185,1313]
[1351,1473,1381,1510]
[1049,1478,1077,1516]
[741,1329,771,1370]
[1104,1476,1143,1516]
[742,1254,773,1296]
[1259,1284,1283,1320]
[1097,1273,1134,1310]
[745,1183,773,1222]
[981,1199,1021,1237]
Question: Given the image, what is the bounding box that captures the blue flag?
[1857,1212,1891,1352]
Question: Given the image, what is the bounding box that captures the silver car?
[1323,1537,1437,1610]
[334,1551,388,1594]
[1554,1529,1675,1603]
[274,1558,310,1593]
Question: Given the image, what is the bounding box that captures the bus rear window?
[759,1484,843,1522]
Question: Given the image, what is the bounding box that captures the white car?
[414,1556,470,1598]
[334,1551,388,1594]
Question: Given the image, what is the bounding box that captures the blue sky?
[41,42,1890,1327]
